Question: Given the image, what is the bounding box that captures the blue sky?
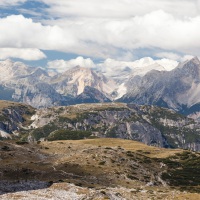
[0,0,200,71]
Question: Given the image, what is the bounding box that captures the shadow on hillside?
[0,180,52,195]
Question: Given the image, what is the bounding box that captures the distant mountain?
[0,59,30,82]
[50,66,117,99]
[121,57,200,115]
[1,57,200,117]
[0,60,61,107]
[0,61,117,107]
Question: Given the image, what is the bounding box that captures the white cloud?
[97,57,178,76]
[47,56,179,77]
[37,0,200,59]
[41,0,199,18]
[0,0,26,6]
[98,58,136,71]
[0,48,46,60]
[155,52,183,61]
[46,10,200,57]
[1,8,200,59]
[181,55,196,62]
[0,15,76,51]
[155,52,197,62]
[47,56,95,72]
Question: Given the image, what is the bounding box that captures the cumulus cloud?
[0,48,46,60]
[47,56,179,76]
[37,0,200,58]
[47,56,95,72]
[46,10,200,57]
[1,3,200,60]
[0,15,76,51]
[97,57,178,76]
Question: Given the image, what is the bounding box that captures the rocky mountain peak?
[178,56,200,79]
[0,58,13,66]
[178,56,200,69]
[190,56,200,64]
[0,59,29,82]
[65,65,92,74]
[30,67,49,79]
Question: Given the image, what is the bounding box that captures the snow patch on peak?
[156,59,178,71]
[130,63,164,77]
[97,57,178,80]
[134,57,154,67]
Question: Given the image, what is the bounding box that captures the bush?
[47,129,92,141]
[30,123,59,141]
[98,161,106,165]
[16,141,28,145]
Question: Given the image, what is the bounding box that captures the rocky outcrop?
[28,103,200,151]
[1,101,200,151]
[0,101,35,138]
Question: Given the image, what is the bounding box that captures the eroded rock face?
[1,100,200,151]
[28,103,200,151]
[0,101,35,138]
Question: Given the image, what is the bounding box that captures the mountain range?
[1,56,200,118]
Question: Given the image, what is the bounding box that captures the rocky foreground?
[1,138,200,199]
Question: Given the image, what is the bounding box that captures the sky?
[0,0,200,71]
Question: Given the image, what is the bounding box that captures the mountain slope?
[121,57,200,114]
[0,60,60,107]
[4,100,200,152]
[0,59,30,82]
[25,103,200,151]
[1,138,200,199]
